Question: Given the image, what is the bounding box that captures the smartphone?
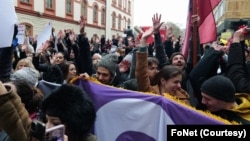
[45,124,65,141]
[31,120,46,141]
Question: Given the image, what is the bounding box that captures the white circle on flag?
[94,98,175,141]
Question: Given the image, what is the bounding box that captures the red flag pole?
[192,0,198,67]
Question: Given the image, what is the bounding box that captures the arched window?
[128,18,131,27]
[123,16,127,29]
[20,23,33,37]
[93,4,98,23]
[118,14,121,30]
[112,12,116,29]
[81,0,87,17]
[101,8,106,25]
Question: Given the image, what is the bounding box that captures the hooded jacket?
[213,93,250,125]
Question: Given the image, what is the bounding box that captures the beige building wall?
[14,0,134,40]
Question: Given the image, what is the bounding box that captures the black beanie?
[201,75,235,102]
[41,84,96,136]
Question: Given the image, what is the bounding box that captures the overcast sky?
[133,0,189,28]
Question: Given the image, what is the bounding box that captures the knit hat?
[122,53,132,64]
[11,67,40,87]
[201,75,235,102]
[97,54,118,76]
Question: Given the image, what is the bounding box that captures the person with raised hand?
[136,13,191,105]
[226,27,250,93]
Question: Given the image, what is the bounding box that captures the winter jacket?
[189,47,224,109]
[136,48,190,105]
[212,93,250,125]
[0,84,32,141]
[226,42,250,93]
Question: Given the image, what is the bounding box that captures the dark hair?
[147,57,159,67]
[11,79,33,112]
[153,65,183,86]
[60,61,78,80]
[169,52,186,64]
[41,84,96,141]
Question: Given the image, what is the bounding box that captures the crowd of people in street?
[1,11,250,141]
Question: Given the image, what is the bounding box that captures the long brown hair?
[153,65,183,86]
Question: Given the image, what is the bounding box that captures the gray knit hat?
[11,67,40,87]
[201,75,235,102]
[97,54,118,76]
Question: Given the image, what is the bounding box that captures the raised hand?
[152,13,164,34]
[69,31,76,44]
[233,27,245,43]
[79,15,87,34]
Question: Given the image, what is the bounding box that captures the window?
[66,0,72,14]
[93,4,98,22]
[128,18,130,27]
[118,15,121,30]
[112,12,116,29]
[21,0,30,3]
[128,1,131,13]
[123,16,126,29]
[46,0,53,9]
[112,0,116,4]
[101,8,105,25]
[118,0,122,7]
[81,0,87,16]
[20,23,33,37]
[124,0,127,9]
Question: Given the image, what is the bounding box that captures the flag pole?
[192,0,198,67]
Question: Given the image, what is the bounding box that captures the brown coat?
[136,51,190,105]
[0,84,32,141]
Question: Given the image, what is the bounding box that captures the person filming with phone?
[0,81,97,141]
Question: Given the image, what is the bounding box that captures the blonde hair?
[15,58,37,72]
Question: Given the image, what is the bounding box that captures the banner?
[36,22,52,52]
[73,79,231,141]
[0,0,18,48]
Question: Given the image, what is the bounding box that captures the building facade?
[15,0,134,39]
[214,0,250,39]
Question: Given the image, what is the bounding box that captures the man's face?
[201,92,224,112]
[147,63,159,81]
[171,55,186,70]
[96,67,113,85]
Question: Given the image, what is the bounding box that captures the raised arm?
[226,27,250,93]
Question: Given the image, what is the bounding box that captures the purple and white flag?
[73,79,229,141]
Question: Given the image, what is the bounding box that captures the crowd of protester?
[1,12,250,141]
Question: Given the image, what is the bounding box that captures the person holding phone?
[41,84,97,141]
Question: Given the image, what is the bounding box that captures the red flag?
[197,0,221,44]
[140,26,167,44]
[182,0,221,59]
[182,0,192,58]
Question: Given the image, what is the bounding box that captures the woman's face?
[55,53,65,64]
[67,64,77,80]
[17,62,27,70]
[46,115,62,129]
[160,74,182,95]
